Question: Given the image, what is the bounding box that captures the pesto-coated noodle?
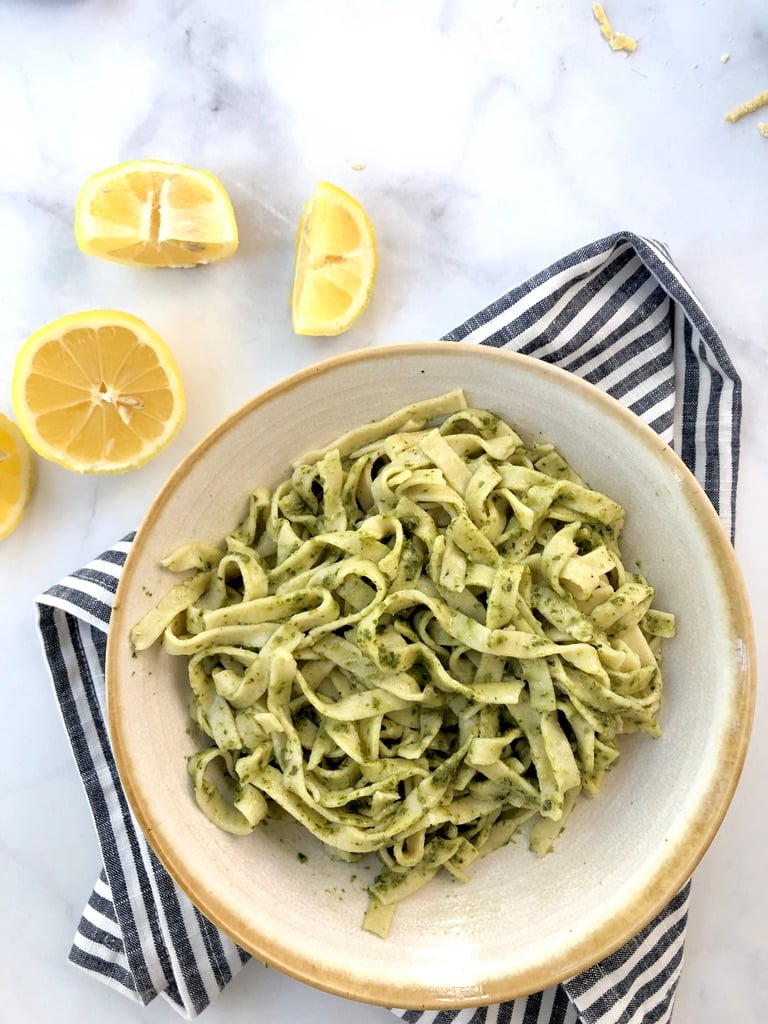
[131,391,675,937]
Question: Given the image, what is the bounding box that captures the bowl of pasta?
[107,342,755,1008]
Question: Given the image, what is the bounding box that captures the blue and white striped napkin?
[35,231,741,1022]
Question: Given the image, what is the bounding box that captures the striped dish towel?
[35,231,741,1022]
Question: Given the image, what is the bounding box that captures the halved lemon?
[0,413,35,540]
[291,181,377,336]
[12,310,186,474]
[75,159,239,268]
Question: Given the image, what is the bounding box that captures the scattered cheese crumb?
[593,4,637,53]
[611,33,637,53]
[349,162,366,171]
[725,89,768,123]
[721,53,730,64]
[593,3,613,41]
[759,123,768,138]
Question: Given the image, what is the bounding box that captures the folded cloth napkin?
[35,231,741,1023]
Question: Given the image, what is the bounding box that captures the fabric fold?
[35,231,741,1021]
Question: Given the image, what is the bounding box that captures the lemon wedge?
[12,310,186,474]
[75,159,238,268]
[291,181,377,336]
[0,414,35,539]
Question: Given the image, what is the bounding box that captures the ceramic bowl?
[107,342,755,1009]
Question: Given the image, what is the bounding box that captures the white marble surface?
[1,1,765,1021]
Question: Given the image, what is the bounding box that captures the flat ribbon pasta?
[131,391,675,937]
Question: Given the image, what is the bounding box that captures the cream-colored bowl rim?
[108,343,756,1007]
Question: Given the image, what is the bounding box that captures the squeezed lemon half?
[75,159,239,268]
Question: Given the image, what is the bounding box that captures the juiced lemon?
[75,159,238,268]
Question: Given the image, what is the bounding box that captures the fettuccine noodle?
[131,390,675,937]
